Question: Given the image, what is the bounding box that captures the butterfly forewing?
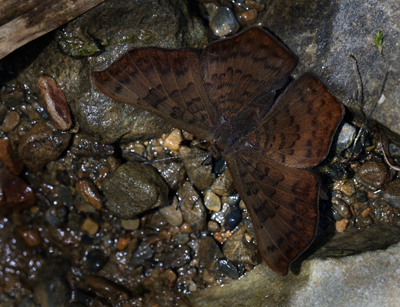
[200,27,297,124]
[226,151,319,275]
[247,75,344,168]
[92,48,216,140]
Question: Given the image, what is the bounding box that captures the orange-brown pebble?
[240,9,258,23]
[76,179,102,210]
[0,137,23,175]
[117,235,131,250]
[36,76,72,130]
[335,219,349,233]
[81,217,99,235]
[361,207,373,217]
[17,226,41,247]
[160,269,177,282]
[30,206,39,215]
[148,235,160,245]
[202,269,215,284]
[225,230,232,237]
[213,232,226,243]
[2,111,20,132]
[180,222,192,233]
[159,229,171,241]
[164,128,183,151]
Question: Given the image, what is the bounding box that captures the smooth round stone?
[204,189,222,212]
[164,128,183,151]
[209,6,240,37]
[131,242,154,267]
[335,123,357,152]
[174,232,190,245]
[178,181,207,231]
[218,258,240,279]
[121,217,140,230]
[359,161,389,189]
[159,198,183,227]
[224,205,242,230]
[86,249,109,273]
[381,179,400,208]
[211,169,237,197]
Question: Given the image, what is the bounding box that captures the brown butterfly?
[91,26,344,276]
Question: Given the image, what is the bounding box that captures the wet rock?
[131,241,154,267]
[81,217,99,235]
[199,236,224,281]
[83,275,130,301]
[223,226,261,266]
[164,246,191,268]
[121,217,140,230]
[380,179,400,209]
[178,181,207,231]
[36,76,72,131]
[224,205,242,230]
[335,123,357,153]
[174,232,190,245]
[203,189,221,212]
[0,168,36,214]
[45,205,68,227]
[146,210,168,230]
[358,161,389,189]
[331,197,352,220]
[17,122,71,171]
[238,9,258,25]
[76,179,102,210]
[17,226,41,247]
[86,249,109,273]
[333,179,356,197]
[102,161,168,219]
[153,160,185,190]
[2,110,20,132]
[0,137,23,175]
[159,198,183,227]
[211,169,237,197]
[164,128,183,151]
[218,259,240,279]
[209,6,240,37]
[179,146,212,191]
[70,135,115,158]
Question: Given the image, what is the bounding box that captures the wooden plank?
[0,0,104,60]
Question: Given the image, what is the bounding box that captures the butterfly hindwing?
[92,48,216,140]
[226,150,319,275]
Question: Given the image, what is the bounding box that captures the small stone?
[180,222,192,233]
[17,122,71,171]
[102,161,168,219]
[335,123,357,152]
[218,259,240,279]
[223,226,261,265]
[359,162,389,189]
[335,219,349,233]
[178,181,207,231]
[164,128,183,151]
[83,275,130,301]
[37,75,72,130]
[2,111,20,132]
[131,242,154,267]
[17,226,41,247]
[121,217,140,230]
[34,275,71,307]
[204,189,222,212]
[174,232,190,245]
[160,269,177,282]
[207,220,220,232]
[211,169,237,197]
[224,205,242,230]
[204,2,220,18]
[76,179,102,210]
[164,246,191,269]
[380,180,400,209]
[239,9,258,24]
[86,249,109,273]
[334,179,356,197]
[0,137,23,175]
[159,229,171,241]
[388,143,400,157]
[213,232,226,243]
[81,217,99,235]
[117,235,130,250]
[153,160,185,190]
[331,197,352,219]
[159,198,183,227]
[361,207,373,217]
[210,6,240,37]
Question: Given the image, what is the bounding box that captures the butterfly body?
[92,26,344,275]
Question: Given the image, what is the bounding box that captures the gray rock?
[335,123,357,152]
[381,179,400,209]
[102,161,168,219]
[178,181,207,231]
[131,242,154,267]
[209,6,240,37]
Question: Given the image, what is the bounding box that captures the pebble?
[36,75,72,130]
[204,189,222,212]
[121,217,140,230]
[82,275,130,301]
[335,123,357,152]
[203,2,220,18]
[34,275,71,307]
[180,222,192,233]
[159,269,177,282]
[117,235,130,250]
[164,246,191,269]
[159,198,183,227]
[238,9,258,24]
[17,122,71,171]
[45,205,67,227]
[164,128,183,151]
[224,205,242,230]
[131,241,154,267]
[76,179,102,210]
[331,197,352,219]
[17,226,41,247]
[2,110,20,132]
[174,232,190,245]
[153,160,185,190]
[102,161,168,219]
[380,179,400,209]
[335,219,349,233]
[356,215,373,227]
[81,217,99,235]
[389,143,400,157]
[222,226,261,265]
[333,179,356,197]
[358,161,389,189]
[207,220,220,232]
[218,259,240,279]
[0,137,23,175]
[178,181,207,231]
[209,6,240,37]
[86,249,109,273]
[211,169,237,197]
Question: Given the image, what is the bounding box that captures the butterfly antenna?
[175,153,212,210]
[143,153,201,165]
